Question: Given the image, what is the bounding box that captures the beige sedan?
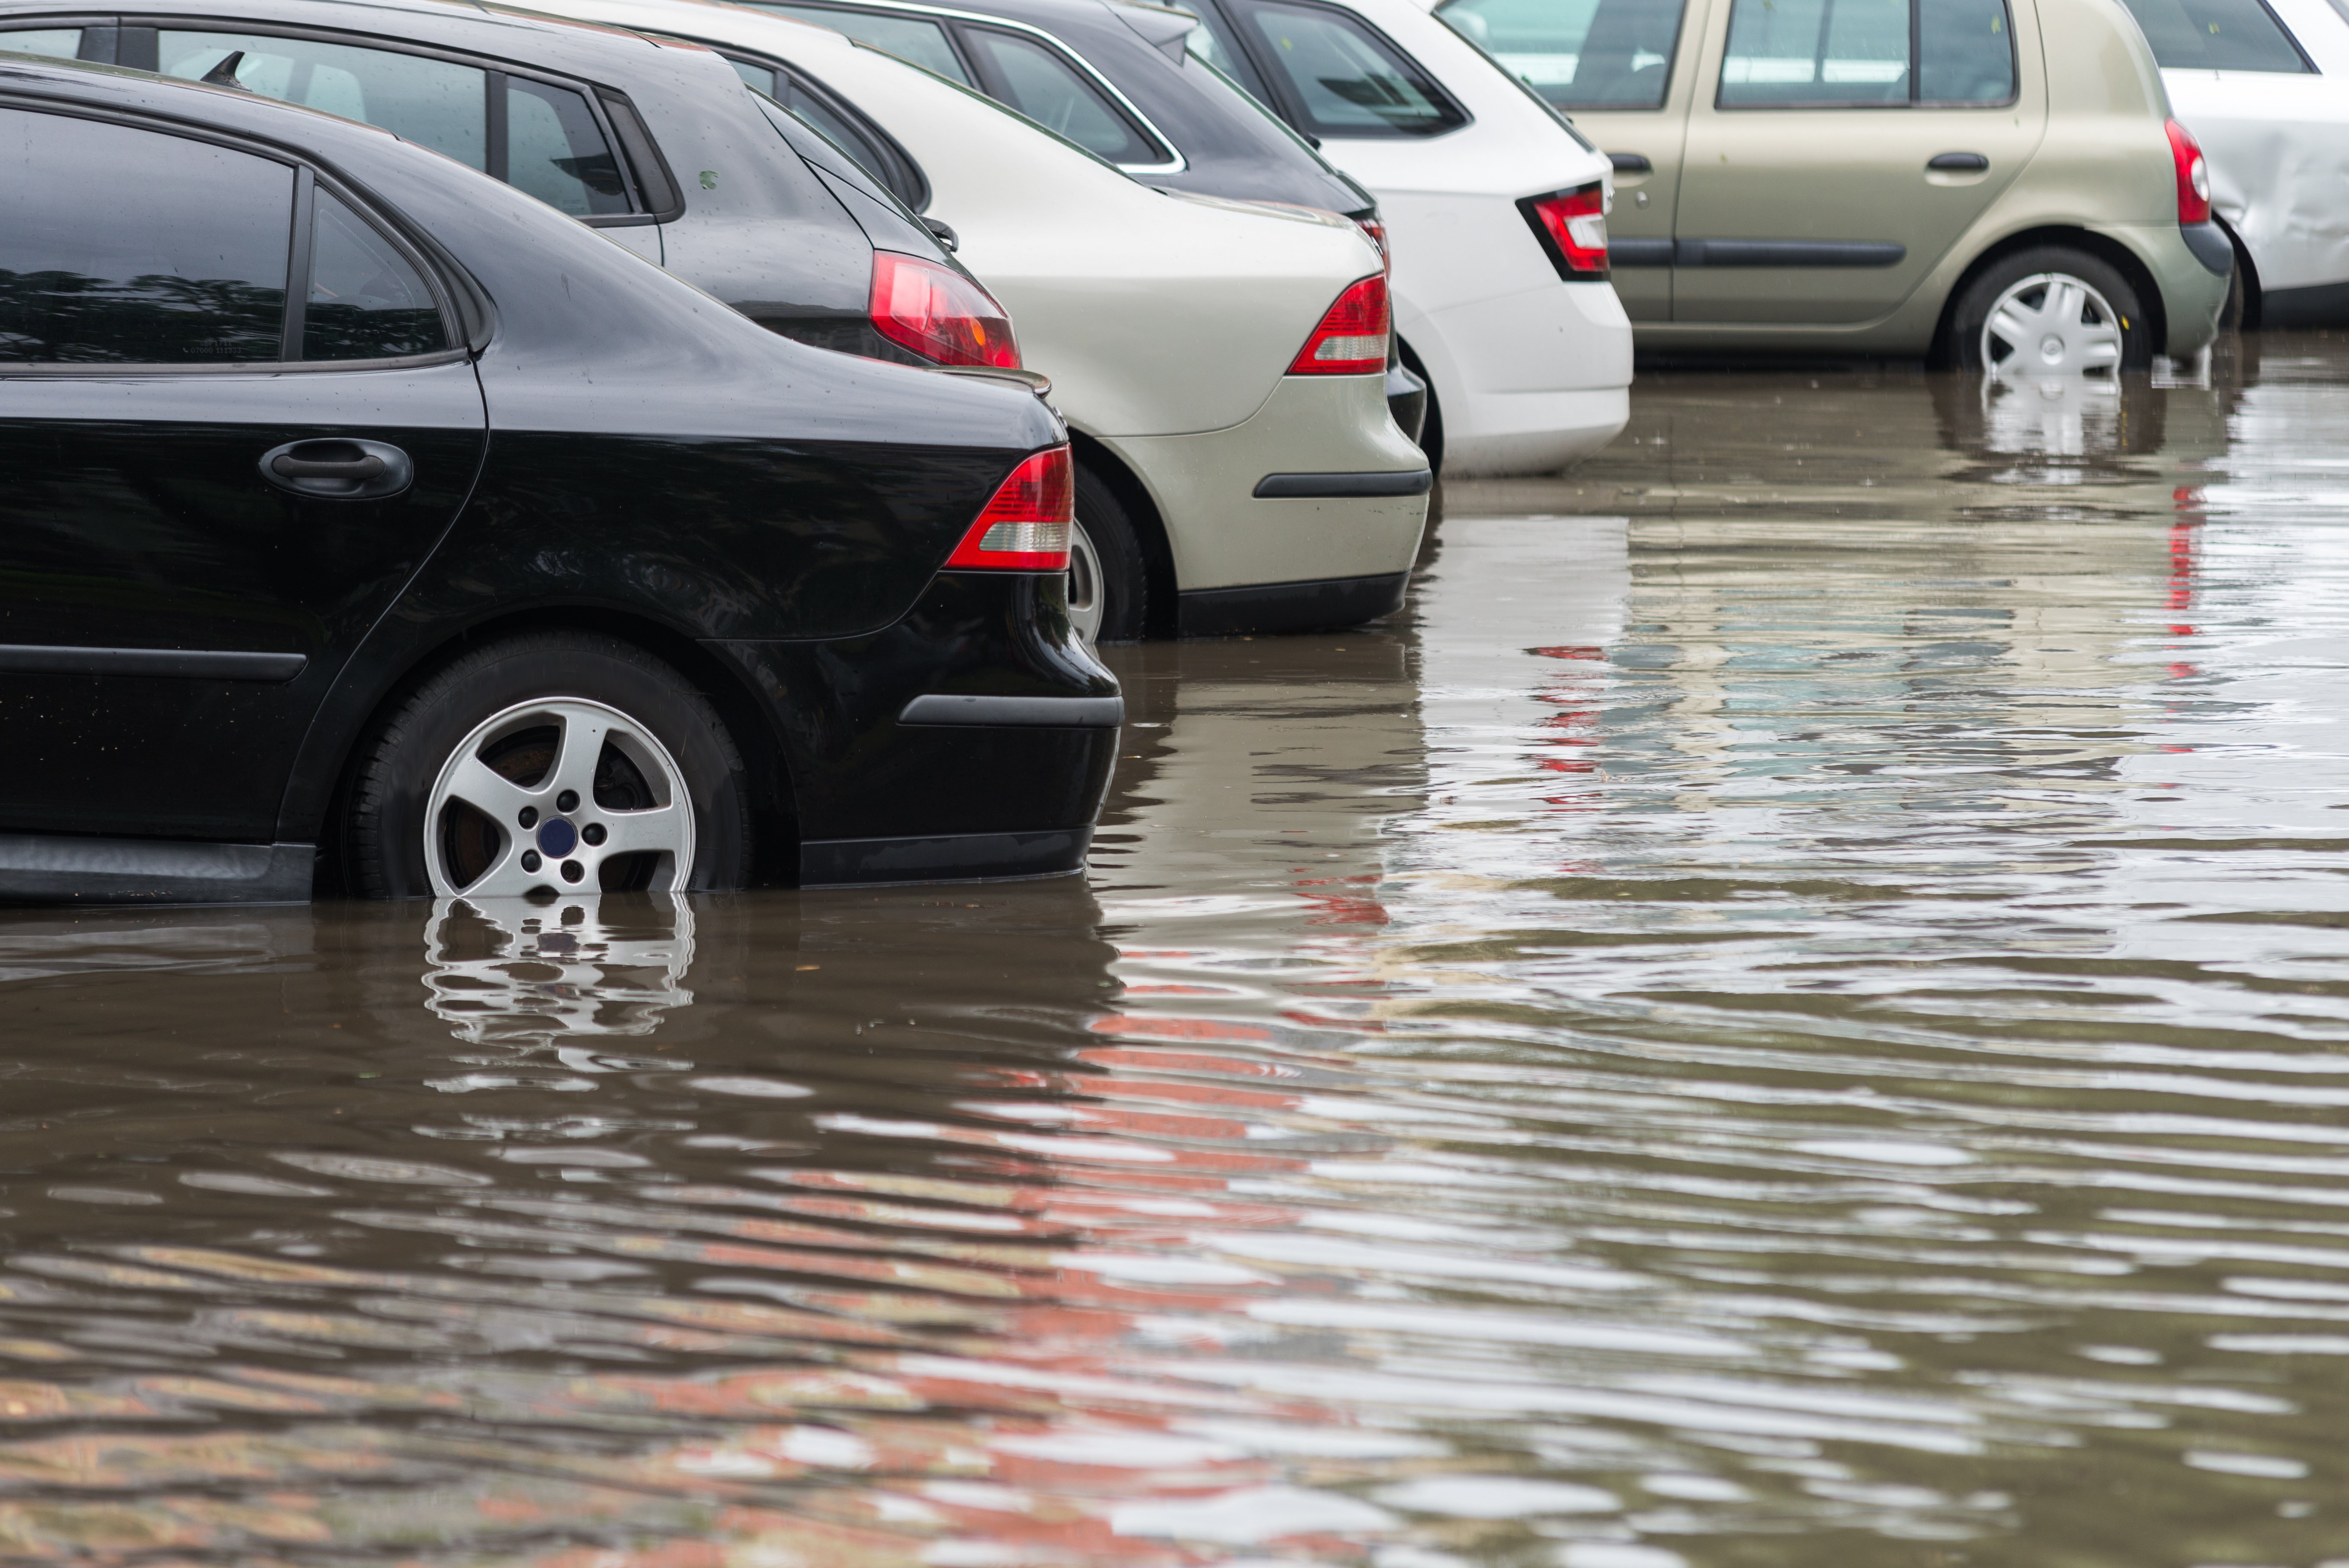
[1433,0,2234,371]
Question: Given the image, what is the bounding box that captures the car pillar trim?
[897,693,1125,726]
[1252,468,1434,498]
[0,644,308,681]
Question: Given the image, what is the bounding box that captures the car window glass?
[1435,0,1683,110]
[784,84,897,183]
[728,56,781,94]
[2118,0,2309,69]
[0,27,80,58]
[1918,0,2014,100]
[1184,11,1258,81]
[305,191,447,360]
[506,76,631,217]
[959,27,1158,163]
[0,106,288,363]
[159,31,488,169]
[1719,0,1908,103]
[752,5,974,83]
[1234,0,1464,136]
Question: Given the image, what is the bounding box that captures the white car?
[2119,0,2349,328]
[1176,0,1632,473]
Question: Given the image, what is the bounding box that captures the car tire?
[1948,247,2153,375]
[1071,462,1148,645]
[344,631,754,900]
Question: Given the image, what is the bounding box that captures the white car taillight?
[1522,182,1608,277]
[871,250,1021,369]
[945,447,1073,571]
[1286,275,1390,376]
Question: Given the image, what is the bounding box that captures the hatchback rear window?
[1436,0,1685,110]
[752,4,975,83]
[1230,0,1467,137]
[2118,0,2311,70]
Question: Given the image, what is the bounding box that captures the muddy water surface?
[7,340,2349,1566]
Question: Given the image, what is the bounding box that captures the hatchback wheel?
[345,632,753,899]
[1950,248,2152,376]
[1071,463,1147,644]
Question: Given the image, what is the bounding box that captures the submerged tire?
[1070,462,1149,644]
[344,631,753,899]
[1948,247,2153,375]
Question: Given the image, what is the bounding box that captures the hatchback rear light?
[945,446,1072,570]
[1521,182,1608,278]
[870,250,1020,369]
[1287,275,1389,375]
[2166,118,2212,227]
[1357,216,1390,272]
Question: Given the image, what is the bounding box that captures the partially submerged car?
[1435,0,2235,372]
[2116,0,2349,328]
[0,53,1115,902]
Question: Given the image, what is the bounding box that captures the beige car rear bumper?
[1096,373,1431,634]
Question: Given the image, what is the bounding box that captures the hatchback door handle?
[259,438,413,499]
[1610,152,1652,173]
[1928,152,1989,172]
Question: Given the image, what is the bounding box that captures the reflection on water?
[6,339,2349,1565]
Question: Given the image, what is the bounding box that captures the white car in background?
[538,0,1430,642]
[2118,0,2349,328]
[1177,0,1631,473]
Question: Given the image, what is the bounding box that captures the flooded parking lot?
[10,337,2349,1566]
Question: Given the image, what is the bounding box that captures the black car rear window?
[1227,0,1466,137]
[1435,0,1687,110]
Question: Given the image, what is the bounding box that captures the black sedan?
[0,56,1118,904]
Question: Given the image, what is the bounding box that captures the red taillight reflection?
[1286,275,1389,376]
[1357,216,1390,273]
[946,447,1073,570]
[870,250,1020,369]
[1523,182,1608,278]
[2166,118,2212,227]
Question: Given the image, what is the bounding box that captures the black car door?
[0,103,486,842]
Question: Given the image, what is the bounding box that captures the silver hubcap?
[1980,272,2124,378]
[424,697,695,898]
[1067,518,1105,645]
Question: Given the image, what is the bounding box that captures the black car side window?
[159,30,490,168]
[305,191,450,360]
[1227,0,1468,137]
[0,106,290,364]
[154,31,647,218]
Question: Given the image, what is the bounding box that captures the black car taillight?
[945,447,1073,570]
[871,250,1021,368]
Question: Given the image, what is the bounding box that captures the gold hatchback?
[1437,0,2235,369]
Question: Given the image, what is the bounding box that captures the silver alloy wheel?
[1066,518,1105,644]
[1980,272,2125,378]
[423,697,695,897]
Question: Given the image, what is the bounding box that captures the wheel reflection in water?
[423,893,696,1059]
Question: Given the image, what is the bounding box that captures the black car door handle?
[1928,152,1989,172]
[1610,152,1652,174]
[273,452,384,479]
[259,438,413,499]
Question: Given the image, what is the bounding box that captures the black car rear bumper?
[711,570,1120,888]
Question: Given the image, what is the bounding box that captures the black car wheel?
[346,631,754,899]
[1949,247,2152,375]
[1070,463,1148,644]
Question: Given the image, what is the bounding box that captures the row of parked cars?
[0,0,2315,905]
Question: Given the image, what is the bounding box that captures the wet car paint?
[7,336,2349,1562]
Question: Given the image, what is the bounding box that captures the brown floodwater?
[7,337,2349,1568]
